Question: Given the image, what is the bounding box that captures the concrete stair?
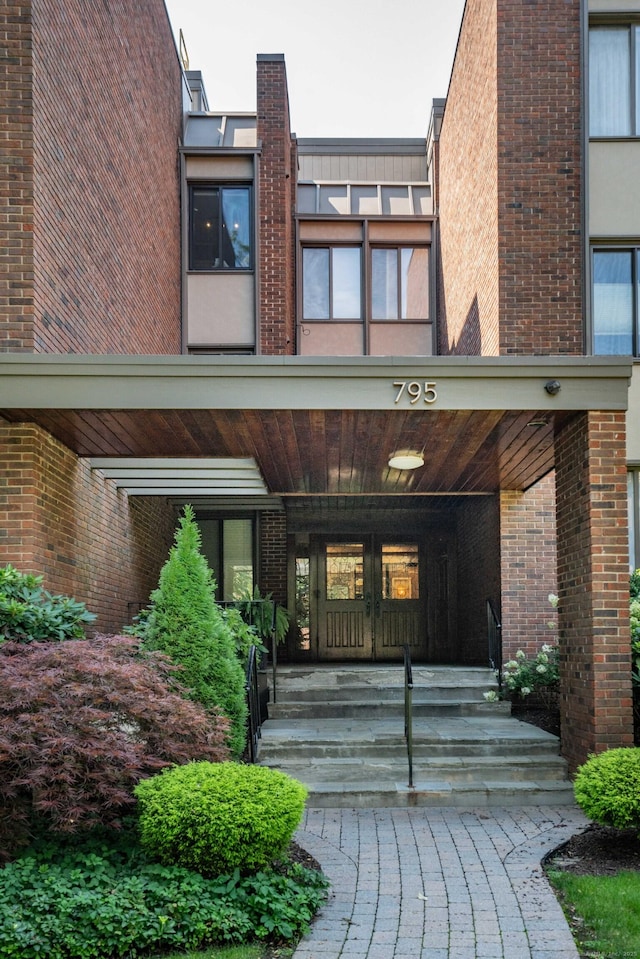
[257,665,573,808]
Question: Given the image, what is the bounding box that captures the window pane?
[401,248,429,318]
[326,543,364,600]
[303,248,329,319]
[589,28,631,136]
[332,248,361,319]
[636,27,640,135]
[382,544,419,600]
[190,188,219,270]
[352,185,379,215]
[319,185,348,214]
[221,188,250,268]
[593,251,633,354]
[297,184,317,214]
[372,249,398,319]
[381,186,411,215]
[223,519,253,601]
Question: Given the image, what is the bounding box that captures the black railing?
[403,644,414,789]
[245,644,261,763]
[487,598,503,693]
[220,598,282,758]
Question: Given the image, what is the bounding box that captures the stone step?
[268,699,509,719]
[263,754,568,784]
[288,780,576,809]
[258,665,571,808]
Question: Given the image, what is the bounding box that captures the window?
[189,185,251,270]
[302,247,361,319]
[372,248,429,320]
[196,517,254,600]
[592,248,639,355]
[630,470,640,572]
[589,26,640,136]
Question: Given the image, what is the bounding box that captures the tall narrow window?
[302,247,361,320]
[589,26,640,136]
[196,517,254,600]
[630,470,640,572]
[189,185,251,271]
[593,249,636,354]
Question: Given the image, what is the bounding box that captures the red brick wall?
[500,473,558,660]
[0,421,177,632]
[455,495,501,662]
[0,3,34,352]
[497,0,582,355]
[437,0,499,356]
[555,412,633,770]
[24,0,183,354]
[257,55,295,356]
[438,0,583,356]
[258,511,287,607]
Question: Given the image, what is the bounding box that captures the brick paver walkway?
[294,805,588,959]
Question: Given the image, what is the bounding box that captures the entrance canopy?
[0,355,631,497]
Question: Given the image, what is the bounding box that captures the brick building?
[0,0,637,770]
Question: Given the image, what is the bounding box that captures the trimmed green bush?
[574,747,640,830]
[135,761,308,876]
[143,506,247,758]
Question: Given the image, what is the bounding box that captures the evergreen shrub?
[135,761,308,876]
[574,747,640,831]
[143,505,248,757]
[0,564,95,643]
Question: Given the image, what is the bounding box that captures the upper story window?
[189,185,252,271]
[302,247,362,320]
[592,248,639,355]
[589,25,640,137]
[372,248,429,320]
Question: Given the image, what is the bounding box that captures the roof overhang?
[0,355,631,499]
[0,354,631,411]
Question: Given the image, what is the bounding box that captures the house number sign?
[393,381,438,404]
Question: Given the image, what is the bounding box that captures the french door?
[316,536,427,661]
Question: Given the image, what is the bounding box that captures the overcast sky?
[163,0,466,138]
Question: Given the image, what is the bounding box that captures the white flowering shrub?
[502,644,559,702]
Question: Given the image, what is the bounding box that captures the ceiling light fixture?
[388,451,425,470]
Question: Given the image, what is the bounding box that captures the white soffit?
[89,457,270,497]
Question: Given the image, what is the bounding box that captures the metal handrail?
[403,644,414,789]
[244,644,261,763]
[487,598,503,693]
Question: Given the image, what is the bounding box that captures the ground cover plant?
[0,635,229,854]
[143,505,248,758]
[548,868,640,958]
[135,762,308,875]
[0,825,328,959]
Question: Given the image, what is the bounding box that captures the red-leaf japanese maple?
[0,635,230,854]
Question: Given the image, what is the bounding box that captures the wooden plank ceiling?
[1,407,574,494]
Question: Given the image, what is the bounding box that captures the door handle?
[375,599,381,616]
[365,594,371,616]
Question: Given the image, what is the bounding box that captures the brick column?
[555,412,633,771]
[256,54,295,355]
[500,473,558,661]
[258,511,287,607]
[0,2,34,351]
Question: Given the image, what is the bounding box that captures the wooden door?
[373,540,427,660]
[317,540,373,660]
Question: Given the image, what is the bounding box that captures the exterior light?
[545,379,561,396]
[388,452,424,470]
